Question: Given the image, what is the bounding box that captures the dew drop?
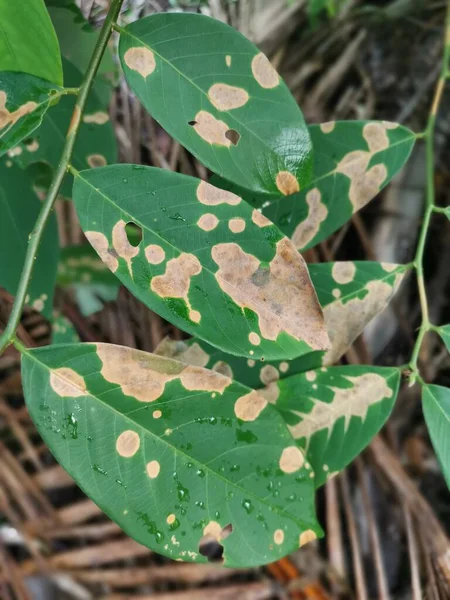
[242,499,254,514]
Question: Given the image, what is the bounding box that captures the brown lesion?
[275,171,300,196]
[189,111,232,147]
[234,390,267,421]
[85,231,119,272]
[291,188,328,250]
[112,220,139,276]
[207,83,249,111]
[124,47,156,78]
[0,90,38,131]
[251,53,280,89]
[197,181,241,206]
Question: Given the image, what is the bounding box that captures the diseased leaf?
[422,384,450,489]
[156,262,407,387]
[0,159,59,318]
[52,313,80,344]
[0,72,63,157]
[73,164,330,361]
[57,244,119,287]
[13,59,117,197]
[212,121,415,250]
[274,365,400,487]
[0,0,63,85]
[436,325,450,352]
[22,342,322,567]
[118,13,312,196]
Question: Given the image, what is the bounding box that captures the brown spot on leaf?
[146,460,160,478]
[87,154,107,168]
[180,365,230,394]
[85,231,118,272]
[124,47,156,78]
[276,171,300,196]
[251,210,271,228]
[248,332,260,345]
[234,390,267,421]
[299,530,317,547]
[151,253,201,323]
[153,410,162,419]
[7,146,22,157]
[154,338,210,369]
[363,122,390,153]
[83,111,110,125]
[332,261,356,284]
[25,139,39,152]
[208,83,249,111]
[336,151,387,212]
[259,382,280,404]
[305,370,316,382]
[212,361,233,379]
[116,430,140,457]
[279,446,305,473]
[197,181,241,206]
[320,121,335,134]
[190,110,232,146]
[167,514,176,525]
[112,220,139,275]
[274,530,284,545]
[260,365,279,385]
[228,218,245,233]
[211,239,329,348]
[50,368,86,397]
[225,55,232,67]
[145,244,165,265]
[197,213,219,231]
[279,361,289,373]
[251,53,279,89]
[0,91,37,130]
[291,188,328,249]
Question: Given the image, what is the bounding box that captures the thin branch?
[0,0,125,355]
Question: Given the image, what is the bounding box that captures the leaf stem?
[408,1,450,381]
[0,0,125,355]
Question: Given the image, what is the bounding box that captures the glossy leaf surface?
[0,159,58,318]
[212,121,415,250]
[72,164,329,360]
[422,384,450,489]
[119,13,312,196]
[22,342,322,567]
[156,262,407,388]
[0,72,63,157]
[14,59,117,197]
[275,365,400,487]
[0,0,63,85]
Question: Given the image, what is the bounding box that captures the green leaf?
[0,0,63,85]
[13,59,117,197]
[436,325,450,352]
[57,244,119,287]
[422,384,450,489]
[73,164,330,361]
[118,13,312,196]
[0,159,59,318]
[275,365,400,487]
[73,283,119,316]
[156,261,407,387]
[52,313,80,344]
[212,121,415,250]
[46,0,116,105]
[0,72,64,157]
[22,342,322,567]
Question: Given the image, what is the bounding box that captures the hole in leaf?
[188,120,197,126]
[198,523,233,563]
[225,129,240,145]
[125,222,142,247]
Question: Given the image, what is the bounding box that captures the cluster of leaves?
[1,3,449,568]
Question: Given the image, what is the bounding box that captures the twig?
[0,0,125,355]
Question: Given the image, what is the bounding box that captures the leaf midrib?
[24,345,317,530]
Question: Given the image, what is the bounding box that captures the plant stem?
[0,0,124,355]
[408,2,450,380]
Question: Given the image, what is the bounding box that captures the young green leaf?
[0,0,63,85]
[436,325,450,352]
[118,13,312,196]
[22,342,322,567]
[274,365,401,487]
[0,72,63,157]
[13,59,117,198]
[212,121,415,250]
[422,384,450,489]
[156,262,407,387]
[52,313,80,344]
[72,164,330,361]
[0,159,59,318]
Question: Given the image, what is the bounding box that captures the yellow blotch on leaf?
[146,460,160,479]
[276,171,300,196]
[249,332,260,345]
[145,244,165,265]
[251,53,279,89]
[208,83,249,111]
[197,213,219,232]
[153,410,162,419]
[124,47,156,78]
[228,218,245,233]
[50,368,86,397]
[116,430,140,457]
[112,220,139,276]
[291,188,328,250]
[85,231,118,272]
[203,521,223,541]
[87,154,107,168]
[251,209,271,228]
[234,390,267,421]
[332,261,356,285]
[299,530,317,547]
[190,110,232,147]
[320,121,335,134]
[274,529,284,545]
[279,446,305,473]
[167,514,176,525]
[225,55,232,67]
[0,91,37,130]
[211,240,329,348]
[197,181,241,206]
